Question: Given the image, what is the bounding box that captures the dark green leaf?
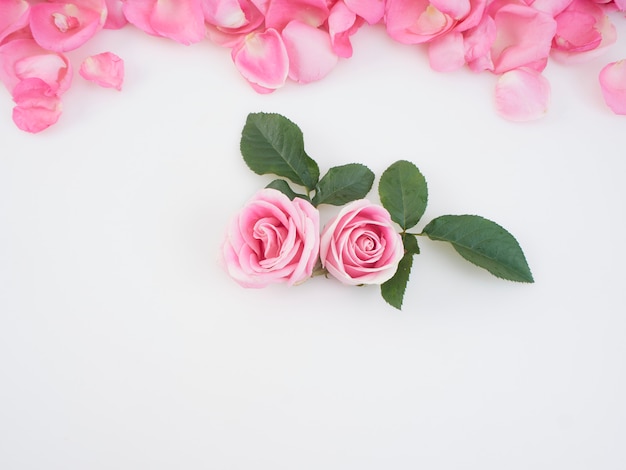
[403,232,420,255]
[381,252,414,310]
[312,163,374,206]
[240,112,320,190]
[422,215,534,283]
[379,160,428,230]
[265,179,309,202]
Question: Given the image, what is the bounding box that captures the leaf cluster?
[240,112,534,310]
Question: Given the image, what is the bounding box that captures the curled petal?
[282,21,339,83]
[428,31,465,72]
[0,0,30,44]
[599,60,626,115]
[11,78,63,133]
[29,1,105,52]
[104,0,128,29]
[344,0,385,24]
[495,67,551,121]
[123,0,206,45]
[0,38,72,95]
[263,0,330,31]
[80,52,124,90]
[490,3,556,74]
[328,1,364,58]
[231,29,289,92]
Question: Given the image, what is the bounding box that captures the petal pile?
[1,0,625,132]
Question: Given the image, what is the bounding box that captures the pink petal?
[29,2,105,52]
[0,0,30,44]
[263,0,330,31]
[385,0,456,44]
[328,1,361,58]
[344,0,385,24]
[231,28,289,92]
[11,77,63,133]
[103,0,128,29]
[428,31,466,72]
[599,60,626,115]
[495,67,551,121]
[80,52,124,90]
[282,20,339,83]
[123,0,206,45]
[491,3,557,74]
[0,38,72,95]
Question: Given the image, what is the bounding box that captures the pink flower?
[599,59,626,115]
[494,67,551,121]
[320,200,404,286]
[122,0,206,45]
[29,0,106,52]
[0,0,30,45]
[231,28,289,93]
[221,188,321,288]
[79,51,124,90]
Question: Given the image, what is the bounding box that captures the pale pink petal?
[495,67,551,121]
[203,0,264,46]
[282,20,339,83]
[431,0,471,19]
[231,28,289,92]
[11,78,63,133]
[531,0,573,16]
[104,0,128,29]
[464,14,496,71]
[385,0,456,44]
[344,0,385,24]
[0,0,30,44]
[328,1,361,58]
[80,52,124,90]
[0,38,72,95]
[599,60,626,115]
[203,0,248,28]
[123,0,206,44]
[29,2,105,52]
[491,3,557,74]
[264,0,330,31]
[428,31,466,71]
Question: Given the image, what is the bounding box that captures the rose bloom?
[320,199,404,286]
[221,188,320,288]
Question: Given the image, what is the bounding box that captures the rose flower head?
[320,199,404,286]
[221,188,320,288]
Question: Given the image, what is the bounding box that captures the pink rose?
[221,188,320,288]
[320,199,404,286]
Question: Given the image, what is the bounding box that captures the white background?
[1,14,625,470]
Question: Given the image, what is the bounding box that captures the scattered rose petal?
[495,67,551,121]
[11,77,63,133]
[231,28,289,92]
[29,1,106,52]
[282,20,339,83]
[428,31,466,72]
[104,0,128,29]
[599,60,626,115]
[0,0,30,45]
[80,52,124,90]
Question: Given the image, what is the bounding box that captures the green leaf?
[402,232,420,255]
[312,163,374,206]
[265,179,309,202]
[240,112,320,190]
[381,251,414,310]
[421,215,534,283]
[379,160,428,230]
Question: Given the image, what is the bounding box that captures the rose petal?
[495,67,551,121]
[11,78,63,133]
[0,0,30,44]
[599,60,626,115]
[79,52,124,90]
[428,31,466,72]
[282,20,339,83]
[231,28,289,91]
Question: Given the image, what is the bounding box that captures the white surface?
[1,19,626,470]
